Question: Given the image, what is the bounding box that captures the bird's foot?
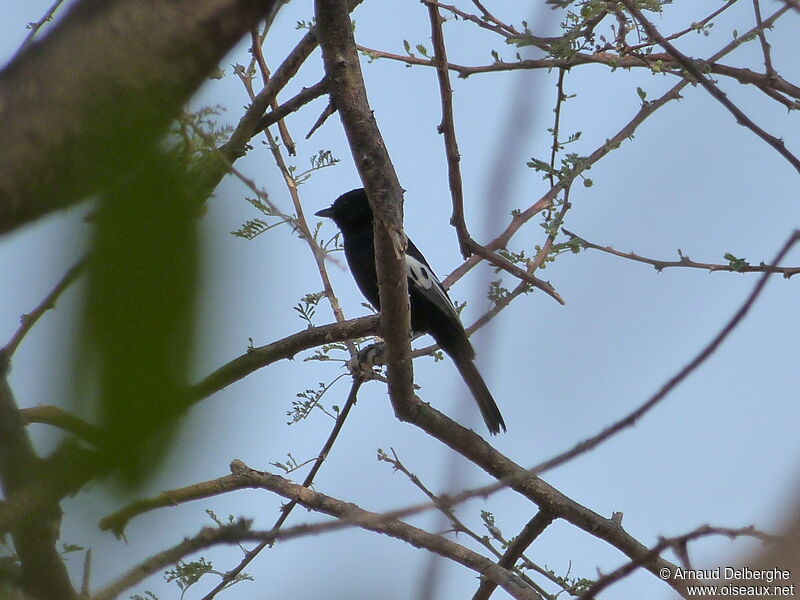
[347,341,385,379]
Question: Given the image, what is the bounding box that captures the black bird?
[316,188,506,434]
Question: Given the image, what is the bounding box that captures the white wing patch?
[405,253,460,320]
[406,253,436,290]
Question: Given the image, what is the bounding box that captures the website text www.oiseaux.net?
[661,567,795,597]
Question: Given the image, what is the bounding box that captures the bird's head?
[315,188,373,233]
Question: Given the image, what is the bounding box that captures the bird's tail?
[451,352,506,435]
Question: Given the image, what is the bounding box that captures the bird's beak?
[315,206,334,218]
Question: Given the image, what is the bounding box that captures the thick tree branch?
[315,0,416,424]
[104,378,362,535]
[402,402,686,596]
[231,462,541,600]
[19,405,102,446]
[0,0,281,234]
[0,373,74,600]
[189,315,378,404]
[196,378,364,600]
[98,230,799,598]
[99,462,542,600]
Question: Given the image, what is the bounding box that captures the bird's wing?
[405,251,460,322]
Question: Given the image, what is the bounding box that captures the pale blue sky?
[1,2,799,599]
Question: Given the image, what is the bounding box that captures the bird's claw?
[347,342,385,379]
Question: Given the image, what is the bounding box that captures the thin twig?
[197,378,363,600]
[92,521,254,600]
[465,240,565,305]
[258,124,358,357]
[250,28,297,155]
[445,5,791,293]
[1,258,86,360]
[576,525,775,599]
[752,0,776,80]
[81,548,92,597]
[202,377,363,600]
[305,99,336,139]
[472,511,557,600]
[380,449,550,594]
[620,0,800,174]
[234,44,356,358]
[16,0,66,54]
[426,1,471,259]
[547,69,567,190]
[463,0,524,37]
[100,462,541,600]
[253,77,329,133]
[525,229,800,477]
[624,1,738,52]
[564,229,800,277]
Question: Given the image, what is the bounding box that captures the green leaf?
[78,149,201,489]
[724,252,749,271]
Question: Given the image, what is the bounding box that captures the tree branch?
[620,0,800,174]
[253,78,329,133]
[1,258,85,360]
[209,0,365,190]
[577,525,775,599]
[0,0,281,234]
[443,4,786,293]
[425,1,471,259]
[19,405,102,446]
[99,461,542,600]
[564,229,800,277]
[195,378,364,600]
[315,0,416,424]
[91,520,255,600]
[189,315,378,404]
[508,230,800,496]
[15,0,67,55]
[0,373,75,599]
[472,511,556,600]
